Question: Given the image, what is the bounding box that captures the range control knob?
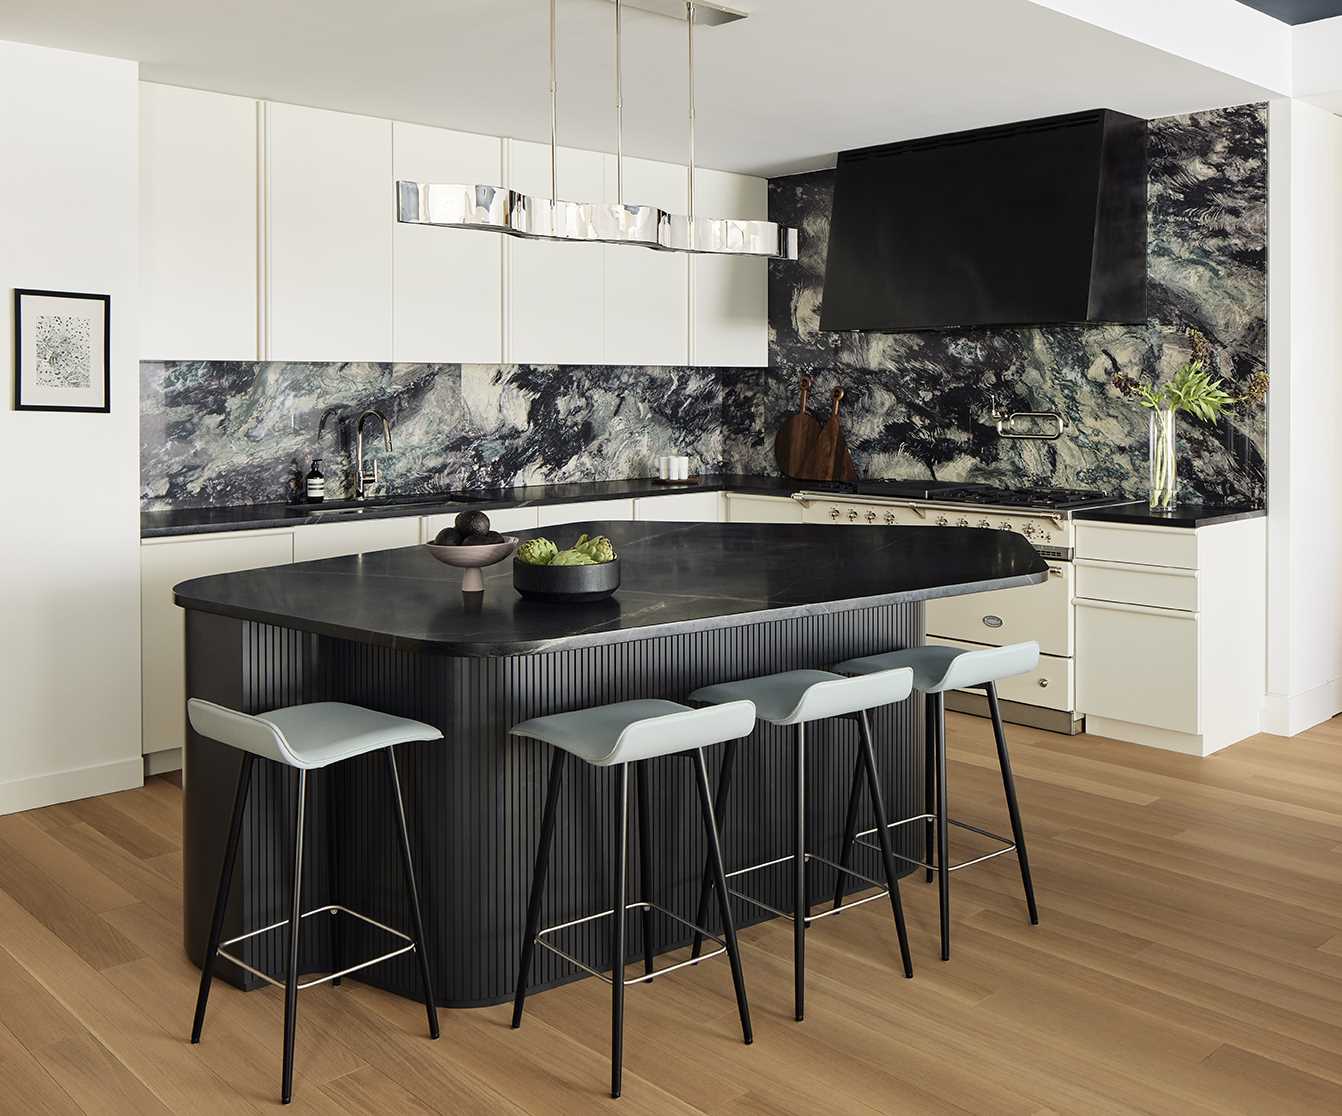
[1021,523,1038,539]
[956,517,970,527]
[999,522,1014,532]
[884,512,897,525]
[977,519,991,529]
[935,515,949,527]
[830,507,840,520]
[848,509,860,522]
[866,511,878,523]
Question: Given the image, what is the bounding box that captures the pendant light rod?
[615,0,624,204]
[686,0,696,233]
[549,0,559,202]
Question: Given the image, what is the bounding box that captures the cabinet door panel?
[506,140,605,365]
[724,494,802,523]
[536,500,635,528]
[394,122,503,363]
[422,505,540,541]
[141,532,294,756]
[267,103,393,361]
[691,168,768,368]
[927,561,1072,657]
[292,518,420,563]
[634,492,722,522]
[140,83,258,359]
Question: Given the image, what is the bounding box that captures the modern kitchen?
[3,1,1342,1112]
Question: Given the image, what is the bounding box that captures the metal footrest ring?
[725,852,892,926]
[535,900,728,987]
[216,904,416,991]
[852,814,1017,873]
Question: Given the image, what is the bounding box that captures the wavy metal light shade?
[397,180,798,259]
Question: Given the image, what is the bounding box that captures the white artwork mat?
[16,291,108,410]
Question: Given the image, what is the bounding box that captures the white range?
[792,481,1127,734]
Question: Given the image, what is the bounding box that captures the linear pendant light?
[396,0,798,260]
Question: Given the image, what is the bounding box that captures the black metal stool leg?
[690,738,737,960]
[933,693,950,961]
[384,746,441,1041]
[691,748,753,1045]
[611,764,630,1099]
[191,752,254,1044]
[986,683,1039,925]
[857,712,913,978]
[831,745,865,910]
[512,750,567,1029]
[635,761,655,980]
[326,767,342,988]
[281,769,307,1105]
[924,693,936,885]
[793,722,806,1022]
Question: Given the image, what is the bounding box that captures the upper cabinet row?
[139,84,768,367]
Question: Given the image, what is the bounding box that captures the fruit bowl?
[425,536,518,592]
[513,557,621,603]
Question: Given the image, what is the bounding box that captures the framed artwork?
[13,288,111,413]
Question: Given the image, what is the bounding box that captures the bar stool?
[186,699,442,1105]
[832,642,1041,961]
[687,668,915,1022]
[509,698,757,1100]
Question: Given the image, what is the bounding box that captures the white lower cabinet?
[723,493,803,524]
[140,530,295,759]
[421,505,540,541]
[633,491,723,522]
[291,518,421,562]
[536,500,636,528]
[927,561,1072,657]
[927,636,1074,713]
[1076,600,1199,734]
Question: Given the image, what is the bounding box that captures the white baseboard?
[1261,678,1342,737]
[1084,716,1231,757]
[143,748,182,777]
[0,755,144,817]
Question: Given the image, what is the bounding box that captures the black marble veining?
[173,521,1048,654]
[1073,502,1266,529]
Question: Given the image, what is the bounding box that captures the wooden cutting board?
[799,387,857,482]
[773,375,823,478]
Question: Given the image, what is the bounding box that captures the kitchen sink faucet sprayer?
[356,409,392,499]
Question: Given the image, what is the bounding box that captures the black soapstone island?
[176,521,1047,1008]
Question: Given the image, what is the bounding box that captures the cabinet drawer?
[634,491,722,522]
[1076,559,1198,612]
[926,562,1071,657]
[536,499,635,527]
[723,493,802,524]
[926,636,1073,712]
[1075,521,1198,569]
[1076,599,1199,733]
[292,518,421,562]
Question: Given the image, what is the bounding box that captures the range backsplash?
[726,103,1268,506]
[142,104,1266,510]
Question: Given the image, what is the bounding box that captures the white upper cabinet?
[265,102,393,361]
[691,168,768,368]
[393,122,504,364]
[603,154,688,366]
[140,84,259,360]
[506,139,606,366]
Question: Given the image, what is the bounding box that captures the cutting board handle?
[830,386,844,416]
[799,374,812,411]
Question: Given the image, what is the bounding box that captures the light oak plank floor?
[1,714,1341,1113]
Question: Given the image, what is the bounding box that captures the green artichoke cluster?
[516,532,617,567]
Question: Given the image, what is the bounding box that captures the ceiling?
[0,0,1278,176]
[1233,0,1342,23]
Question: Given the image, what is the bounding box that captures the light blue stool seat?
[185,698,442,1105]
[508,696,757,1099]
[830,641,1041,963]
[687,666,916,1022]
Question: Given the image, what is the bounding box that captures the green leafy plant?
[1135,361,1236,422]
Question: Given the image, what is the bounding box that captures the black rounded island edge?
[177,522,1047,1007]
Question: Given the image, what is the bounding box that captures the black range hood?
[820,109,1148,333]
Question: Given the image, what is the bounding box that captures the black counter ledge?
[1073,500,1266,529]
[178,521,1045,1009]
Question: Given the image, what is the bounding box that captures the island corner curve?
[172,520,1050,655]
[177,520,1048,1008]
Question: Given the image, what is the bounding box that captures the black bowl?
[513,557,621,602]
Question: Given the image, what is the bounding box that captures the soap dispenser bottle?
[305,460,326,503]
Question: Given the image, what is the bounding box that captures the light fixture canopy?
[396,0,798,261]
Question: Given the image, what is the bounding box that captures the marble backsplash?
[729,103,1269,505]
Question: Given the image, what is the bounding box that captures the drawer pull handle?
[982,615,1004,629]
[1038,678,1049,688]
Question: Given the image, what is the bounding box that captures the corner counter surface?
[1073,501,1265,529]
[173,520,1049,655]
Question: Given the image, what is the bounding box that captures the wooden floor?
[2,714,1341,1114]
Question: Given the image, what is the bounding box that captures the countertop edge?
[1072,502,1266,529]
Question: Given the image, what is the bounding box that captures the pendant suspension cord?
[615,0,624,205]
[549,0,558,203]
[686,1,697,245]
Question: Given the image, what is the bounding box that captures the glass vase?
[1148,406,1178,511]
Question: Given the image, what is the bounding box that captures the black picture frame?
[13,288,112,413]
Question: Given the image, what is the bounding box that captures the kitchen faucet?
[355,409,392,499]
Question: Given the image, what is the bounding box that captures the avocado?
[455,510,491,537]
[465,530,506,545]
[432,527,464,546]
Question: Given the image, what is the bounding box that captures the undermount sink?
[286,492,487,517]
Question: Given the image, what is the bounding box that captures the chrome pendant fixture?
[397,0,798,260]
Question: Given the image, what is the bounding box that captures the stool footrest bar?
[851,817,1017,873]
[726,852,891,925]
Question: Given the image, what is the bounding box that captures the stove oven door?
[925,560,1073,658]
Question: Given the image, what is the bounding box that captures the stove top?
[799,479,1124,512]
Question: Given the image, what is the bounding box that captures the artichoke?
[550,547,596,567]
[516,537,558,566]
[577,535,616,563]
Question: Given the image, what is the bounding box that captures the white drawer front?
[1075,521,1198,569]
[537,499,635,527]
[634,491,722,522]
[1076,599,1200,733]
[926,636,1073,712]
[926,561,1072,657]
[1075,559,1198,612]
[724,493,802,524]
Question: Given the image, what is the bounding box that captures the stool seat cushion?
[187,699,443,770]
[834,641,1040,694]
[690,667,913,726]
[510,699,756,767]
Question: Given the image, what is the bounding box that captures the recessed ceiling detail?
[1233,0,1342,24]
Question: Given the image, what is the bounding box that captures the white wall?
[0,40,143,811]
[1263,99,1342,737]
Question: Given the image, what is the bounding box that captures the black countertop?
[141,475,794,538]
[174,520,1048,656]
[1073,501,1266,529]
